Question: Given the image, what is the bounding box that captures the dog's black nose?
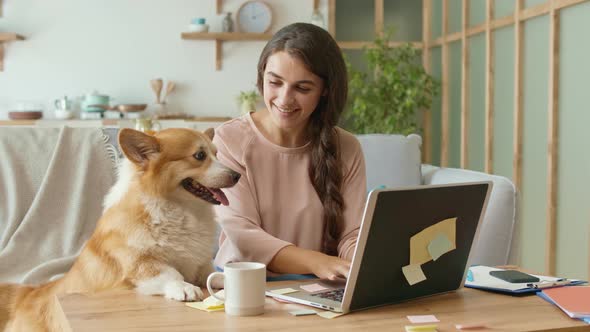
[231,171,241,183]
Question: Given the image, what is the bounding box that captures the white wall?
[0,0,328,119]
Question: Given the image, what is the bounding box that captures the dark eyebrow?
[267,71,316,86]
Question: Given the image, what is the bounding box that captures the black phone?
[489,270,540,283]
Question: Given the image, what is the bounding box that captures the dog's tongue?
[209,188,229,206]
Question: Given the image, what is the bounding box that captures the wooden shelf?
[181,32,272,41]
[181,32,271,71]
[0,32,25,71]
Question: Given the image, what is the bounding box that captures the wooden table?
[56,281,590,332]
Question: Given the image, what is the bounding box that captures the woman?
[213,23,366,280]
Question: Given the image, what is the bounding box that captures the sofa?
[0,127,517,285]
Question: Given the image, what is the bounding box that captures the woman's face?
[262,51,325,133]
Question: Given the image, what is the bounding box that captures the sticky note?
[407,315,440,323]
[289,309,317,316]
[427,233,454,261]
[402,264,427,286]
[317,311,345,319]
[203,290,225,307]
[300,283,329,293]
[185,301,224,312]
[405,324,438,332]
[270,288,298,295]
[455,323,487,330]
[410,217,457,265]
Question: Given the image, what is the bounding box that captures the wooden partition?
[422,0,588,275]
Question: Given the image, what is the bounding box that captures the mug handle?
[206,272,225,302]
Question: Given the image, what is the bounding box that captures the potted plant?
[344,29,439,135]
[236,90,261,115]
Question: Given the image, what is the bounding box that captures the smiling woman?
[212,23,367,282]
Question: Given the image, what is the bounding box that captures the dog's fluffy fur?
[0,128,240,332]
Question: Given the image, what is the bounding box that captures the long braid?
[309,123,343,255]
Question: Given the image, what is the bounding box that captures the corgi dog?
[0,127,240,332]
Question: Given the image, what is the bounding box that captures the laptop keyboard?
[310,288,344,302]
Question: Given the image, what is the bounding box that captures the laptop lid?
[341,181,492,313]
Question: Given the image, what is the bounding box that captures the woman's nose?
[277,87,295,106]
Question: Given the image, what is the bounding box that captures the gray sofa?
[0,127,517,285]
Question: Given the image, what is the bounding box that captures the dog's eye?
[194,151,207,161]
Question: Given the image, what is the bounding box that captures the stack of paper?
[538,286,590,323]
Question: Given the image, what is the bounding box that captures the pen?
[527,279,570,289]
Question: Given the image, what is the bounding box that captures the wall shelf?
[0,32,25,71]
[181,32,272,71]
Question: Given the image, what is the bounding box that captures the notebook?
[538,286,590,318]
[465,265,586,294]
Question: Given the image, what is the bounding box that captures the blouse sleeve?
[212,129,292,266]
[337,135,367,261]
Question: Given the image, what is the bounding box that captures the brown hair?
[256,23,348,255]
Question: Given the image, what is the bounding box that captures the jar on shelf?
[189,18,209,33]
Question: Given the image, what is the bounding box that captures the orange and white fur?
[0,127,240,332]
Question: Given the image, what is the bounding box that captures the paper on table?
[300,283,329,293]
[270,288,298,295]
[407,315,440,323]
[410,217,457,265]
[402,264,427,286]
[427,233,454,261]
[465,265,580,291]
[186,290,225,312]
[404,324,438,332]
[289,309,318,316]
[317,311,345,319]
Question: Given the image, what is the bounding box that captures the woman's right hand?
[306,251,351,280]
[268,245,351,280]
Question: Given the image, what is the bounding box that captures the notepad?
[541,286,590,318]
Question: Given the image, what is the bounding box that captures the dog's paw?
[164,281,204,302]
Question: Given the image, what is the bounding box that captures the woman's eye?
[297,86,311,92]
[194,151,207,161]
[269,81,281,86]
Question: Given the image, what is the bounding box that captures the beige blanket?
[0,126,116,284]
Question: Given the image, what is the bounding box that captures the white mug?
[206,262,266,316]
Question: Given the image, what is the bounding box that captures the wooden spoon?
[150,78,163,104]
[162,81,176,104]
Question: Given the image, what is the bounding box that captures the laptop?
[266,182,492,313]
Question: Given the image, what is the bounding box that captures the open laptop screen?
[347,182,490,312]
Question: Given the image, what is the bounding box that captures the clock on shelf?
[236,1,273,34]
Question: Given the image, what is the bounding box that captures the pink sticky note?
[300,283,329,293]
[407,315,440,323]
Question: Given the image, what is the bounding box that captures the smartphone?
[489,270,540,283]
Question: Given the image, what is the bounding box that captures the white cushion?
[356,134,422,192]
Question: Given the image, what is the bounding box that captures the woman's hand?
[306,251,351,280]
[268,245,351,280]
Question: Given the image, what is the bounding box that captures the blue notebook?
[464,266,586,295]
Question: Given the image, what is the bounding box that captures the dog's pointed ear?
[118,128,160,166]
[204,128,215,141]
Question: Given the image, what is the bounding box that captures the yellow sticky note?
[405,324,438,332]
[402,264,427,286]
[185,301,224,312]
[270,288,298,295]
[317,311,345,319]
[410,217,457,265]
[203,290,225,307]
[427,233,454,261]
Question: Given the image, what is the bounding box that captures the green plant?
[344,29,439,135]
[236,90,261,114]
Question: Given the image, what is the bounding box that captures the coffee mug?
[206,262,266,316]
